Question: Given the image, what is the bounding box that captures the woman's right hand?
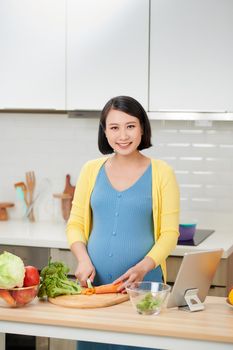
[71,241,96,287]
[75,258,96,287]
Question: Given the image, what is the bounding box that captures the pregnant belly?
[87,229,154,285]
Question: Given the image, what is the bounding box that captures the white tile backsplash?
[147,120,233,215]
[0,114,233,220]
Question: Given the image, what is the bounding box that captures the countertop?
[0,220,68,249]
[0,211,233,258]
[0,296,233,350]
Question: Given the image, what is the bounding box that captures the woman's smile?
[116,142,132,148]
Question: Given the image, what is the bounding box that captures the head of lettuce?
[0,251,25,288]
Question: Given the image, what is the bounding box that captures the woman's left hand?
[113,256,156,292]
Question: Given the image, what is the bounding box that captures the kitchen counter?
[0,220,68,249]
[0,212,233,258]
[1,217,233,348]
[0,296,233,350]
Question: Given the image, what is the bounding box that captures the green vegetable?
[38,257,82,298]
[0,251,25,288]
[136,292,162,313]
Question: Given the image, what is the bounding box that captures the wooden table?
[0,296,233,350]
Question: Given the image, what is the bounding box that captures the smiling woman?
[66,95,180,350]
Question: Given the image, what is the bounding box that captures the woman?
[66,96,180,350]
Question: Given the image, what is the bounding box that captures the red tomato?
[23,265,40,287]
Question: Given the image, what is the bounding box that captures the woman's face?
[105,109,143,156]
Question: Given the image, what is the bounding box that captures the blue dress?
[78,164,162,350]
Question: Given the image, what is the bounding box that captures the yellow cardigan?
[66,157,180,282]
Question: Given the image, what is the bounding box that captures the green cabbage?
[0,251,25,288]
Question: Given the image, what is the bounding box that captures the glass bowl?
[0,285,39,308]
[126,282,171,315]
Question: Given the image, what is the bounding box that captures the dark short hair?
[98,96,152,154]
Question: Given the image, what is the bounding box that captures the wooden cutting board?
[63,174,75,198]
[48,293,129,309]
[61,174,75,221]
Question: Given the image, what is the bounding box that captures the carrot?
[81,288,95,295]
[0,289,16,306]
[81,282,123,295]
[94,282,123,294]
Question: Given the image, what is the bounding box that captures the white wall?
[0,114,233,221]
[0,114,101,221]
[147,120,233,217]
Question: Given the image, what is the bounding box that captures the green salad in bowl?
[126,282,171,315]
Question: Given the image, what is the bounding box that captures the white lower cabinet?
[36,337,49,350]
[50,338,76,350]
[0,334,5,350]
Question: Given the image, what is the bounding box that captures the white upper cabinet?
[0,0,66,110]
[149,0,233,112]
[67,0,149,111]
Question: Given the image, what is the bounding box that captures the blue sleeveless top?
[87,163,162,285]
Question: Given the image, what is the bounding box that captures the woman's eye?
[110,126,118,130]
[127,125,135,129]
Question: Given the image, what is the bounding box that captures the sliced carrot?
[80,282,123,295]
[81,288,95,295]
[0,289,16,306]
[94,282,123,294]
